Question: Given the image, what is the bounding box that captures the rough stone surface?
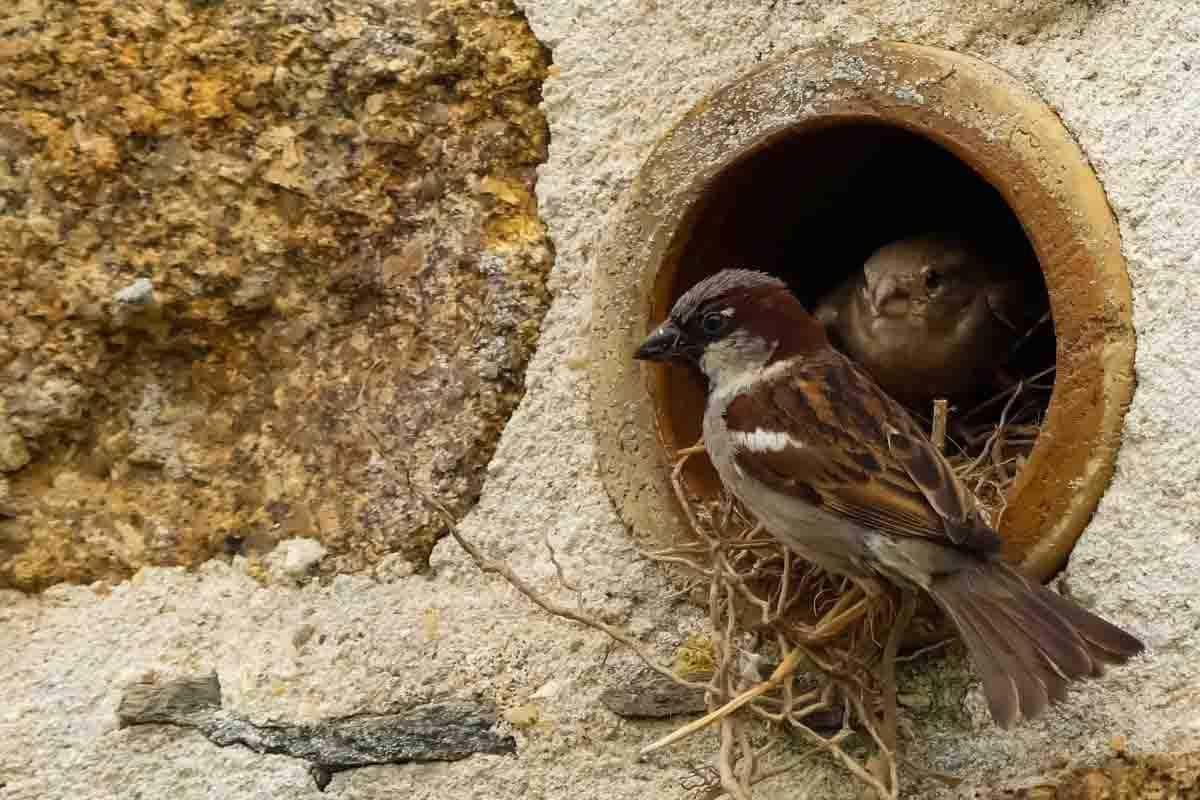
[263,537,328,585]
[0,0,552,590]
[2,1,1200,799]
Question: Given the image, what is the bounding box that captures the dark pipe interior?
[659,122,1053,490]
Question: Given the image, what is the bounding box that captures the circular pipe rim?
[591,40,1134,582]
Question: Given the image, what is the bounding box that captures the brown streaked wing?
[882,423,999,551]
[723,351,1000,553]
[823,354,1001,552]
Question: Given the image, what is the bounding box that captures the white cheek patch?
[730,428,801,453]
[699,333,782,396]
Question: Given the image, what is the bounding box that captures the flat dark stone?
[117,672,515,791]
[599,675,709,719]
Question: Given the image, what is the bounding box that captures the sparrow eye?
[924,269,942,291]
[701,312,730,336]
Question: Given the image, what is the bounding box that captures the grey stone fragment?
[600,671,846,731]
[198,702,517,769]
[263,538,327,585]
[112,278,155,307]
[117,672,516,790]
[117,673,222,727]
[109,279,156,327]
[599,676,708,719]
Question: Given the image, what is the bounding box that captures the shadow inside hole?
[656,121,1054,498]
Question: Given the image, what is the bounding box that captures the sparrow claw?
[787,586,880,645]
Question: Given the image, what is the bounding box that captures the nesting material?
[939,365,1054,528]
[633,446,913,799]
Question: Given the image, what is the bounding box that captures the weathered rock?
[599,675,708,719]
[117,672,224,727]
[263,537,327,586]
[0,417,31,472]
[989,749,1200,799]
[0,0,553,590]
[117,671,516,791]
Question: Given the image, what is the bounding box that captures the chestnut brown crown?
[634,269,829,367]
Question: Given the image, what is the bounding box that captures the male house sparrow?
[635,269,1142,728]
[814,233,1043,406]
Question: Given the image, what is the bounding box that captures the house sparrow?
[635,269,1142,728]
[814,233,1044,406]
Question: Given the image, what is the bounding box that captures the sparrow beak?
[634,321,684,362]
[869,277,910,318]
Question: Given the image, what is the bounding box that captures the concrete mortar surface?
[3,1,1200,798]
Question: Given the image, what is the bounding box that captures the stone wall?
[0,0,552,590]
[2,1,1199,799]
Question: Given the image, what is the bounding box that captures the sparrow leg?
[676,441,707,457]
[800,577,885,643]
[808,596,872,641]
[813,586,864,627]
[877,589,917,781]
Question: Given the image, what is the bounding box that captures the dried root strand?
[446,520,708,691]
[931,398,949,454]
[938,370,1048,523]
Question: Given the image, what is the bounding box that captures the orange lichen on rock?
[989,749,1200,799]
[0,0,553,591]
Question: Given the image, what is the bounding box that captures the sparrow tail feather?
[928,560,1143,728]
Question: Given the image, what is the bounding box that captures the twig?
[962,364,1054,420]
[1005,309,1052,358]
[895,637,953,663]
[931,399,949,454]
[639,646,811,757]
[734,722,755,797]
[543,531,580,593]
[787,703,894,800]
[717,717,751,800]
[900,757,964,788]
[693,746,821,800]
[962,381,1023,476]
[845,691,899,800]
[448,528,707,690]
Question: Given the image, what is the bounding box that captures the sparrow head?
[861,234,980,326]
[634,269,828,386]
